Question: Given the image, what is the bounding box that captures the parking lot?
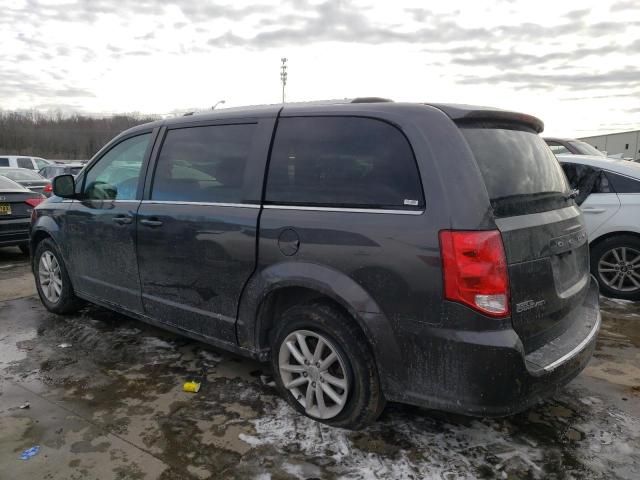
[0,246,638,479]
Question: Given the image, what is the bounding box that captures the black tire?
[18,244,29,255]
[271,301,386,430]
[590,235,640,301]
[33,238,83,314]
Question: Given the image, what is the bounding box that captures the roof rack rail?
[350,97,393,103]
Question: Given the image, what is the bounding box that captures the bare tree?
[0,110,158,159]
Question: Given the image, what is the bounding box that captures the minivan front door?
[136,122,264,342]
[65,132,154,312]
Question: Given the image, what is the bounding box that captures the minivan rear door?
[460,125,591,352]
[136,119,274,343]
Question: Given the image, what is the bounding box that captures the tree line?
[0,111,159,160]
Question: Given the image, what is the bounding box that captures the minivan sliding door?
[136,119,272,342]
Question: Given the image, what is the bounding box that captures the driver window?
[83,134,151,200]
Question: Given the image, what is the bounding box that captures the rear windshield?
[0,169,43,181]
[569,141,604,156]
[0,176,23,189]
[460,125,570,217]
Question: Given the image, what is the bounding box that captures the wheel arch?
[589,230,640,250]
[236,262,404,391]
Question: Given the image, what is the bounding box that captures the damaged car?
[30,99,600,429]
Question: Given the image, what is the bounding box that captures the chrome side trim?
[542,312,601,372]
[140,200,260,208]
[263,205,424,215]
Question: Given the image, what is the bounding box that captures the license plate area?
[0,203,12,215]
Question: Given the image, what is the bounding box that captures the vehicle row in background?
[546,137,637,161]
[0,155,52,170]
[0,168,52,197]
[38,162,85,179]
[0,175,45,253]
[545,137,606,157]
[557,154,640,300]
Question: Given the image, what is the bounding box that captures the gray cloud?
[456,66,640,92]
[610,1,640,12]
[0,0,638,117]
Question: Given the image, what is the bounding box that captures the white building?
[580,130,640,161]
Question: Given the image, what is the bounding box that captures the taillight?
[439,230,510,317]
[43,184,52,193]
[25,197,45,208]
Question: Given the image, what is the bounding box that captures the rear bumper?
[0,218,30,247]
[383,276,600,416]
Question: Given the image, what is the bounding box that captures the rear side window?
[561,163,612,205]
[17,157,33,169]
[460,125,569,217]
[151,124,256,203]
[265,117,423,209]
[605,171,640,193]
[0,158,9,166]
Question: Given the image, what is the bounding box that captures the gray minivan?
[30,100,600,429]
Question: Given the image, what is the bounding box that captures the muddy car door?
[136,119,273,342]
[64,132,154,312]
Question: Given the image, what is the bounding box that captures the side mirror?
[52,174,76,198]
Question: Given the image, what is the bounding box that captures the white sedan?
[557,154,640,300]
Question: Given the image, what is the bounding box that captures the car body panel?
[556,154,640,243]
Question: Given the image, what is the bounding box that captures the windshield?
[569,141,605,156]
[461,125,570,217]
[0,169,45,181]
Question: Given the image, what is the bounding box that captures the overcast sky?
[1,0,639,136]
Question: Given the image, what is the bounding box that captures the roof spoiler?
[428,103,544,133]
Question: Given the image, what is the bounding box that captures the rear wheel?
[34,239,83,314]
[271,301,386,430]
[591,235,640,301]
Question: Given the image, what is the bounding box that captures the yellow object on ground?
[183,381,201,393]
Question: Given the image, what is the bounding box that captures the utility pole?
[280,57,288,103]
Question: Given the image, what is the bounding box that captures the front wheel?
[271,302,386,430]
[591,235,640,301]
[34,239,83,314]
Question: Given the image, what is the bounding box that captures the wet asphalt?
[0,246,639,479]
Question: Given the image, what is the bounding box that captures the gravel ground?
[0,246,638,479]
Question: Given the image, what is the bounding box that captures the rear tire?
[591,235,640,301]
[33,239,83,314]
[271,301,386,430]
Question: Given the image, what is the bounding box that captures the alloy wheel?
[38,251,63,303]
[278,329,349,419]
[597,246,640,293]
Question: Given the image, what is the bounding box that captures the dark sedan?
[0,167,52,197]
[0,176,45,253]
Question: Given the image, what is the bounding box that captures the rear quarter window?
[605,171,640,193]
[460,125,570,217]
[265,116,424,209]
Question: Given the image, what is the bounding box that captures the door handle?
[112,215,133,225]
[582,208,606,214]
[140,218,163,227]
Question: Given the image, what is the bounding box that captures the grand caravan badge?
[516,299,546,313]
